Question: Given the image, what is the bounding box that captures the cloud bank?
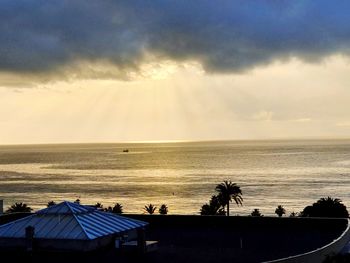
[1,1,350,83]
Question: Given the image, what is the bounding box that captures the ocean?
[0,139,350,216]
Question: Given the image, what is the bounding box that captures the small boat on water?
[123,149,129,153]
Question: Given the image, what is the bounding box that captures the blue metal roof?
[0,201,148,240]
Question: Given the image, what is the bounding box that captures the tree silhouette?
[300,197,349,218]
[200,195,226,215]
[47,201,56,207]
[144,204,157,214]
[94,202,103,209]
[251,208,263,217]
[159,204,168,215]
[6,202,32,213]
[105,203,123,214]
[289,211,298,217]
[275,205,286,217]
[215,181,243,216]
[112,203,123,214]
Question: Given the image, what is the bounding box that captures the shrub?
[275,205,286,217]
[251,208,263,217]
[300,197,349,218]
[159,204,168,215]
[200,195,226,215]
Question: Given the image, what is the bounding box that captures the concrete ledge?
[265,219,350,263]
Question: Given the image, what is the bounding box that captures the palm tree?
[275,205,286,217]
[200,195,225,215]
[6,202,32,213]
[47,201,56,207]
[144,204,157,214]
[112,203,123,214]
[159,204,168,215]
[215,181,243,216]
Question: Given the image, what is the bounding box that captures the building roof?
[0,201,148,240]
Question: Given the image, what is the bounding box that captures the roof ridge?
[37,201,67,214]
[66,201,92,240]
[64,201,75,213]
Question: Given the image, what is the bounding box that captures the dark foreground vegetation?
[301,197,349,218]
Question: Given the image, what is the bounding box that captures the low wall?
[124,215,349,262]
[125,214,347,230]
[265,219,350,263]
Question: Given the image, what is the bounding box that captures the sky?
[1,1,350,144]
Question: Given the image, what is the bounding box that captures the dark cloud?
[1,0,350,81]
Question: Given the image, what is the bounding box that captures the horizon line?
[2,136,350,146]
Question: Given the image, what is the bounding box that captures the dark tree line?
[300,197,349,218]
[3,196,348,219]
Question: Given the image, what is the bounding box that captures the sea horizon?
[2,136,350,147]
[1,138,350,216]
